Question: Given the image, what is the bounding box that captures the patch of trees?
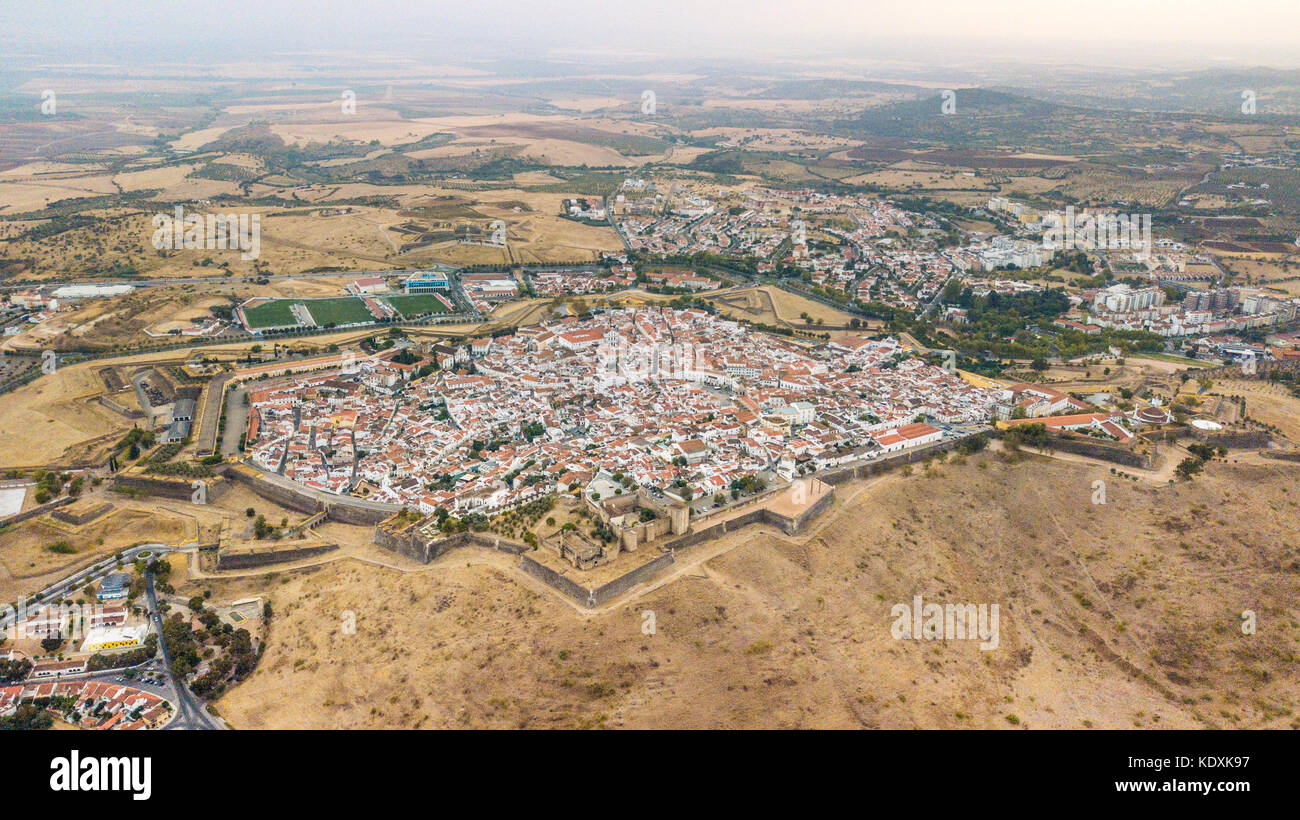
[0,657,32,683]
[0,703,53,730]
[948,286,1071,330]
[1175,457,1204,480]
[148,556,173,587]
[86,636,158,671]
[189,626,258,698]
[155,596,261,699]
[252,514,276,539]
[161,614,201,679]
[31,469,69,504]
[1002,423,1050,452]
[115,427,156,461]
[1050,249,1094,274]
[144,460,214,478]
[19,214,97,242]
[1176,442,1225,481]
[1186,443,1223,461]
[729,475,767,497]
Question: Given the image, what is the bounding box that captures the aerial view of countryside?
[0,0,1295,800]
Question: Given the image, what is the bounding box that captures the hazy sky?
[3,0,1299,68]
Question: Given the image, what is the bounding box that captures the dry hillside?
[210,454,1300,729]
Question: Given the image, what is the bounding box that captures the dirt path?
[991,439,1184,486]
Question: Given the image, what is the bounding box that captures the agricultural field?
[1216,254,1300,294]
[0,178,621,284]
[5,33,1300,743]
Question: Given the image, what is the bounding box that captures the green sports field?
[303,297,375,326]
[385,294,453,318]
[243,294,453,330]
[242,300,300,330]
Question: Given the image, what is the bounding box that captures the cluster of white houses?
[244,308,997,515]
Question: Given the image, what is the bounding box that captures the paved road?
[145,572,223,730]
[1,542,221,729]
[0,269,382,292]
[2,264,598,294]
[66,665,177,701]
[1,541,223,730]
[0,543,171,630]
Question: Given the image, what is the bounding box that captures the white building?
[871,423,942,453]
[81,623,150,654]
[52,284,134,300]
[1093,284,1164,313]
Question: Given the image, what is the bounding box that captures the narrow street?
[145,572,224,730]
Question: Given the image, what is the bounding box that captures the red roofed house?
[871,422,941,453]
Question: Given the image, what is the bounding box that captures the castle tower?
[668,504,689,535]
[621,526,639,553]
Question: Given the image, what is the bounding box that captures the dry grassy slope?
[0,361,131,468]
[210,455,1300,729]
[0,508,187,600]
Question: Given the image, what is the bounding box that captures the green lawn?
[385,293,453,318]
[303,297,376,327]
[242,300,300,330]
